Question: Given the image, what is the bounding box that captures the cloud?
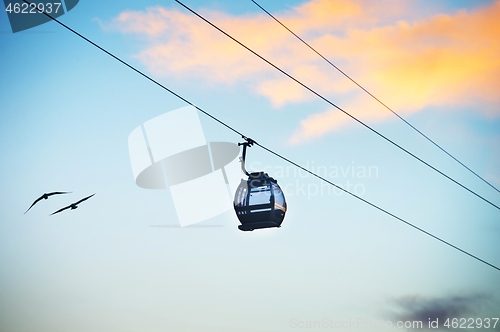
[101,6,281,84]
[390,294,494,329]
[103,0,500,143]
[289,1,500,143]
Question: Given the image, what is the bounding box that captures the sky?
[0,0,499,331]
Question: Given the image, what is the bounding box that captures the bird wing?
[24,196,44,214]
[50,205,72,216]
[75,193,95,205]
[48,191,72,196]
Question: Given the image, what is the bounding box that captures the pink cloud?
[104,0,500,143]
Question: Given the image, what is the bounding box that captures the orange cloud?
[104,6,297,83]
[104,0,500,143]
[290,1,500,143]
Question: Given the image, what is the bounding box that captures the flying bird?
[24,191,72,214]
[50,193,95,216]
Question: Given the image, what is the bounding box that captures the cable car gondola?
[233,138,287,231]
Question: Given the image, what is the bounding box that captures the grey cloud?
[389,293,499,329]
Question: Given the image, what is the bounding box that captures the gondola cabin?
[233,139,287,231]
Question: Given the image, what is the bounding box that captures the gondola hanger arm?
[238,136,256,176]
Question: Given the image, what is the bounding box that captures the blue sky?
[1,1,499,331]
